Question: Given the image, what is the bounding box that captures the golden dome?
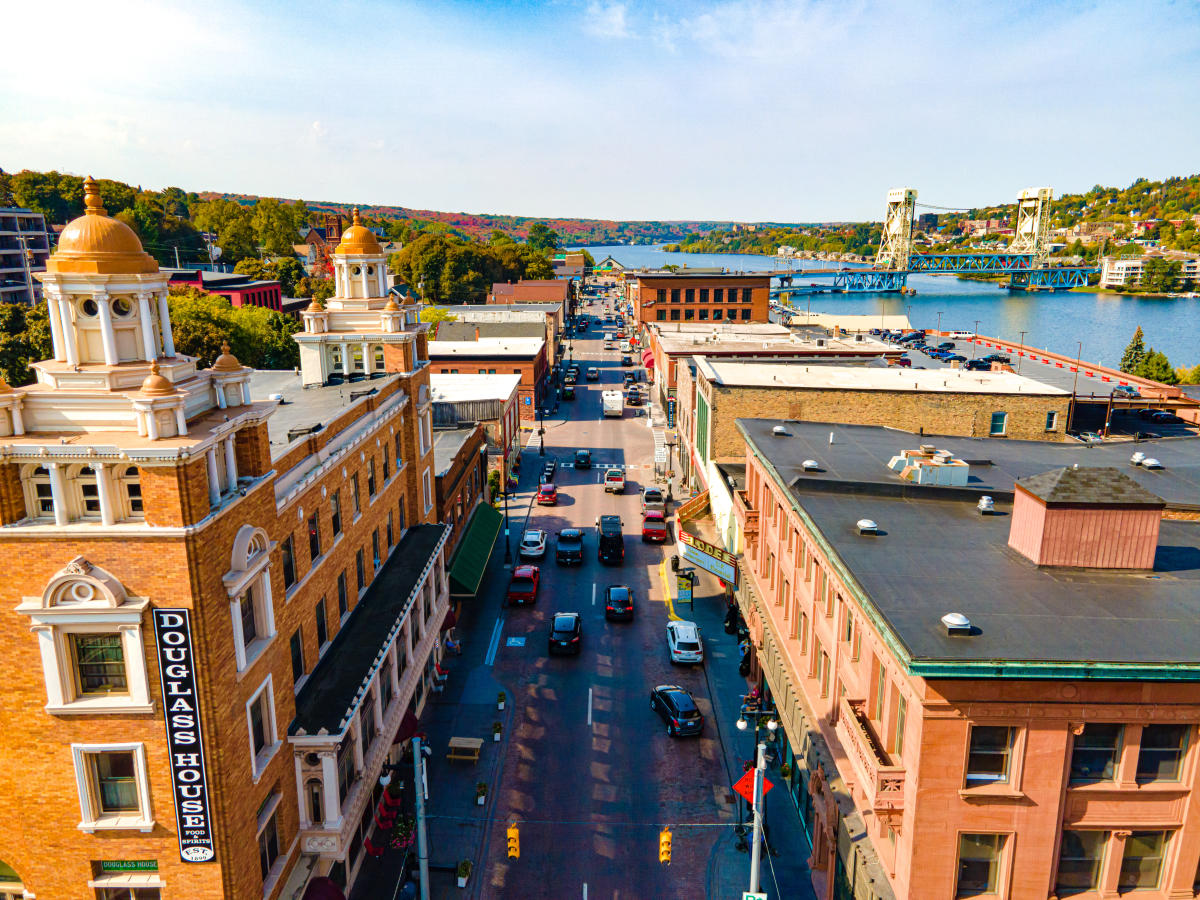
[333,208,383,256]
[0,377,11,394]
[305,297,325,313]
[212,340,243,372]
[140,360,175,396]
[48,177,159,275]
[383,296,400,311]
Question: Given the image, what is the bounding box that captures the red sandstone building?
[0,186,448,899]
[728,415,1200,899]
[626,271,771,330]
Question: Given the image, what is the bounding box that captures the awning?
[642,350,655,367]
[303,877,347,900]
[441,608,457,632]
[393,708,420,744]
[448,502,502,597]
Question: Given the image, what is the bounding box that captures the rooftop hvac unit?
[802,459,820,471]
[815,338,827,348]
[856,518,878,535]
[919,444,937,454]
[977,496,995,515]
[941,612,972,635]
[853,333,865,343]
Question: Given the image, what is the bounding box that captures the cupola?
[333,209,383,256]
[47,177,158,275]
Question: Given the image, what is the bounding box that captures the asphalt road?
[478,302,742,899]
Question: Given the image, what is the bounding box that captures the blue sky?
[3,0,1199,222]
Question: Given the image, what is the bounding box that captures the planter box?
[457,876,468,888]
[493,732,501,742]
[476,795,486,806]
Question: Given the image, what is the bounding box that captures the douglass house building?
[0,181,449,899]
[730,416,1200,900]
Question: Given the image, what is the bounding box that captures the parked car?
[1152,411,1184,424]
[937,341,955,350]
[604,585,635,621]
[574,449,592,469]
[641,486,665,514]
[1135,408,1160,421]
[563,384,576,400]
[1077,431,1104,444]
[604,469,626,493]
[642,511,669,543]
[666,620,704,664]
[519,529,547,559]
[981,354,1011,364]
[556,528,584,566]
[945,354,967,363]
[564,372,578,386]
[597,514,624,564]
[650,685,704,736]
[548,612,582,655]
[586,367,600,381]
[625,390,643,406]
[1112,384,1141,399]
[621,355,634,366]
[506,566,540,605]
[894,356,912,368]
[542,459,557,480]
[966,358,991,371]
[536,483,559,505]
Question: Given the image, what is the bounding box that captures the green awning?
[448,502,502,597]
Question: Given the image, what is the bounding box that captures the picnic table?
[447,736,483,763]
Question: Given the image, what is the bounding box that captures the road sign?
[743,893,768,900]
[732,770,774,804]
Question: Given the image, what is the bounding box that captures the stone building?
[0,181,447,900]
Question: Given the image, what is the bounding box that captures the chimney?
[1008,467,1164,569]
[474,326,480,341]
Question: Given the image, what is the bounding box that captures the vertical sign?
[676,574,693,605]
[667,398,677,428]
[153,609,217,863]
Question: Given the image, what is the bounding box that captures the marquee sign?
[678,528,739,586]
[153,609,217,863]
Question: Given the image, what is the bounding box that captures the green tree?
[526,222,559,252]
[252,198,299,256]
[193,199,257,263]
[0,301,52,386]
[1120,327,1147,374]
[1136,348,1178,385]
[0,169,14,206]
[271,258,306,296]
[1141,258,1182,293]
[234,258,271,281]
[295,276,335,301]
[167,285,300,369]
[419,305,458,338]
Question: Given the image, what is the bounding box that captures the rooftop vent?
[941,612,972,635]
[772,425,789,436]
[268,393,284,402]
[919,444,936,454]
[977,495,995,515]
[1142,458,1163,469]
[802,459,820,471]
[853,333,865,343]
[287,423,323,442]
[815,338,827,348]
[1130,451,1145,466]
[856,518,878,535]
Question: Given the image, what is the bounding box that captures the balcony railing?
[835,698,906,814]
[732,490,759,536]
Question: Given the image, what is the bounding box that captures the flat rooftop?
[249,370,402,461]
[428,338,545,358]
[430,373,522,403]
[437,303,561,315]
[433,425,477,477]
[735,419,1200,509]
[742,422,1200,674]
[653,324,893,356]
[702,359,1067,394]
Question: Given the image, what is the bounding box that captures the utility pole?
[973,320,981,359]
[1018,331,1028,374]
[749,741,766,894]
[413,736,431,900]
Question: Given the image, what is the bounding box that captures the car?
[650,685,704,737]
[541,459,556,481]
[981,353,1011,364]
[506,565,540,605]
[604,584,635,621]
[945,354,967,363]
[562,385,576,400]
[619,341,632,353]
[556,528,584,566]
[604,469,625,493]
[937,341,955,350]
[548,612,582,655]
[597,514,624,564]
[621,355,634,366]
[894,356,912,368]
[564,372,578,386]
[641,486,665,514]
[1135,408,1161,421]
[666,620,704,664]
[586,367,600,381]
[1152,411,1184,424]
[642,511,669,543]
[574,449,592,470]
[603,340,616,350]
[536,483,558,505]
[1077,431,1104,444]
[965,358,991,371]
[625,390,643,406]
[519,529,547,559]
[1112,384,1141,399]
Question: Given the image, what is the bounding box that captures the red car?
[536,484,559,505]
[506,565,540,605]
[642,511,669,543]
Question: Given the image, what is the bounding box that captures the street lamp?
[378,739,432,900]
[972,319,981,359]
[735,702,777,886]
[502,477,512,565]
[936,310,943,337]
[1018,331,1028,374]
[537,405,545,457]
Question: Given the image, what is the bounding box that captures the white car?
[519,529,548,559]
[666,620,704,664]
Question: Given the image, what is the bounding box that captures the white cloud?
[585,1,631,38]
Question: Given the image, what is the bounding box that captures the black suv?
[575,449,592,470]
[556,529,584,566]
[604,585,634,621]
[596,515,624,565]
[548,613,582,656]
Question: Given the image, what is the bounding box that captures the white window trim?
[422,467,433,514]
[247,674,282,782]
[989,411,1008,436]
[225,533,278,676]
[71,742,154,833]
[87,873,166,889]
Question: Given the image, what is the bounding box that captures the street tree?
[1120,327,1147,374]
[1137,349,1178,385]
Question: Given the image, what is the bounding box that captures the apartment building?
[0,206,52,304]
[0,182,446,900]
[1100,254,1200,289]
[730,415,1200,899]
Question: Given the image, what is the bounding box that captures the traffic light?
[658,827,672,865]
[507,822,520,859]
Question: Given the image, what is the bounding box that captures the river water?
[582,244,1200,369]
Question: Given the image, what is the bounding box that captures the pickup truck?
[604,469,625,493]
[602,390,623,418]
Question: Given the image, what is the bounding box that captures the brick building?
[430,373,522,480]
[487,279,568,305]
[728,416,1200,900]
[0,182,447,900]
[427,337,548,421]
[166,270,283,311]
[432,422,488,551]
[436,303,565,368]
[626,272,771,331]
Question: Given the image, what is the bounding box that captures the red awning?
[440,608,457,632]
[303,878,347,900]
[394,708,420,744]
[642,350,655,368]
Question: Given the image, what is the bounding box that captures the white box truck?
[602,390,624,418]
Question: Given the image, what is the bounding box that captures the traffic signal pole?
[413,736,431,900]
[749,741,766,894]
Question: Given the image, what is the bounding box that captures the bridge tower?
[875,187,917,270]
[1009,187,1053,264]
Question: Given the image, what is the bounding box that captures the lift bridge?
[773,186,1098,297]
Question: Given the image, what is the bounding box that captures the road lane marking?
[485,616,505,666]
[592,583,597,606]
[583,885,588,900]
[657,560,684,622]
[587,688,593,727]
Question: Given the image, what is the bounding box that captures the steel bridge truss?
[907,252,1034,273]
[1008,267,1095,290]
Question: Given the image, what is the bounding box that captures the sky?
[3,0,1200,222]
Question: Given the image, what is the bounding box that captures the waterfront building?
[1100,253,1200,289]
[0,206,52,305]
[428,336,548,421]
[430,373,522,479]
[730,415,1200,900]
[0,181,448,899]
[626,271,772,331]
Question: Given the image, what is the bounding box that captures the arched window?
[120,465,143,519]
[68,464,102,519]
[23,464,54,518]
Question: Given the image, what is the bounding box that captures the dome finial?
[212,339,243,372]
[83,176,106,216]
[352,208,362,227]
[140,358,175,396]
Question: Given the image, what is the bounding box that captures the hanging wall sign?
[153,609,217,863]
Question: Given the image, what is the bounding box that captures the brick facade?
[433,424,488,551]
[628,274,771,328]
[430,349,547,422]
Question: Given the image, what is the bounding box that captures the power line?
[425,814,738,828]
